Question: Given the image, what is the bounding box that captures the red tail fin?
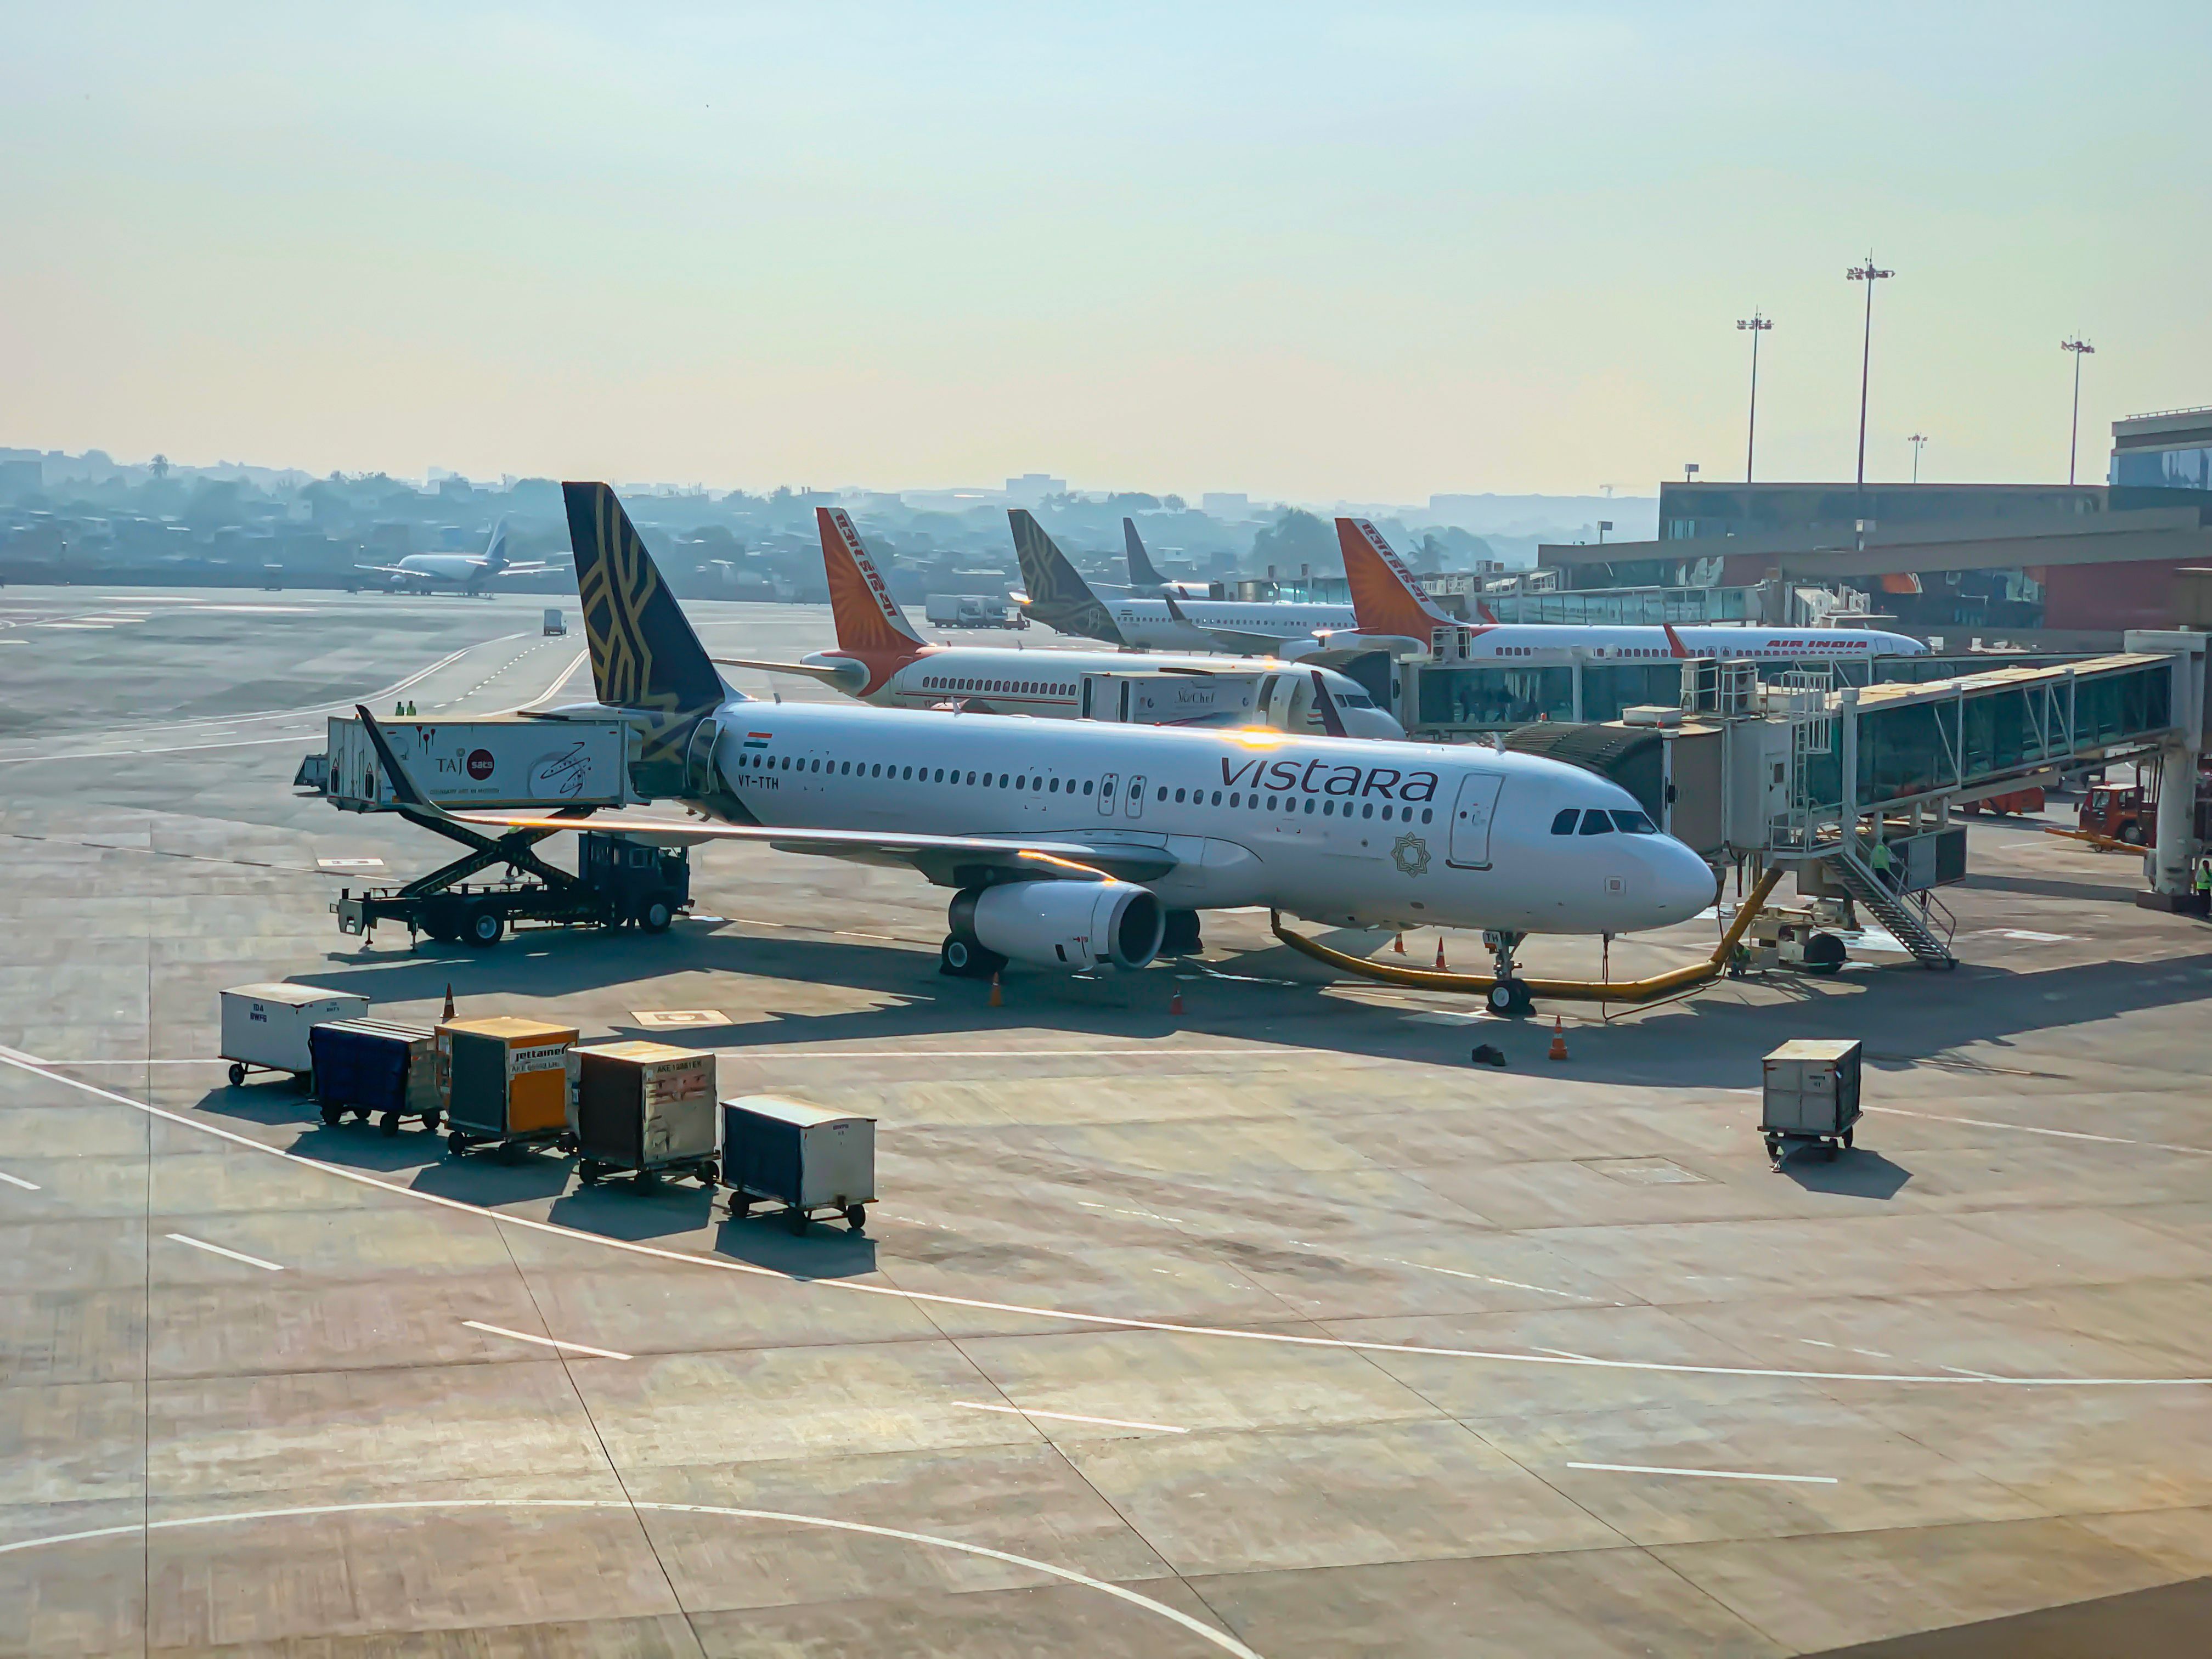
[1662,623,1691,659]
[818,508,925,655]
[1337,518,1454,637]
[1475,597,1500,624]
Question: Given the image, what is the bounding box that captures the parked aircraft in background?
[1123,518,1214,599]
[380,482,1712,989]
[713,508,1401,737]
[357,519,557,594]
[1336,518,1929,661]
[1011,509,1358,654]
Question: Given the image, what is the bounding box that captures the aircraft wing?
[354,563,420,577]
[1160,591,1301,657]
[352,704,1176,885]
[490,561,555,575]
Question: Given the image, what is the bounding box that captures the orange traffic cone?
[442,984,455,1021]
[1392,932,1406,955]
[989,973,1003,1008]
[1434,936,1448,971]
[1547,1016,1568,1062]
[1170,985,1185,1017]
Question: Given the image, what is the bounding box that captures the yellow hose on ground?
[1270,867,1784,1006]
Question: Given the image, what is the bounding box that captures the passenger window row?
[923,675,1075,696]
[1549,808,1658,836]
[731,749,1437,823]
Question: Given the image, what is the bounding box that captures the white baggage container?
[1761,1038,1863,1163]
[219,983,369,1086]
[323,715,630,812]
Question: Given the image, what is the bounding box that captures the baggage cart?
[1762,1039,1863,1164]
[309,1019,441,1136]
[219,983,369,1088]
[437,1017,578,1157]
[719,1095,875,1234]
[565,1041,718,1188]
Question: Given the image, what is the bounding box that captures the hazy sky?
[3,3,2203,501]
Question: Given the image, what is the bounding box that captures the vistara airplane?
[364,482,1714,988]
[712,506,1402,738]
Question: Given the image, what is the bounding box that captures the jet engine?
[950,879,1165,973]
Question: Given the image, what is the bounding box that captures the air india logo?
[1392,833,1431,877]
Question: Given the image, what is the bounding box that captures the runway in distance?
[1337,517,1930,661]
[356,518,557,594]
[713,507,1401,738]
[406,482,1714,983]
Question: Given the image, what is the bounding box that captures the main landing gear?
[939,932,1007,979]
[1483,929,1533,1017]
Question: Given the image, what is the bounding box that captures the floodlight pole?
[1737,312,1772,482]
[1908,432,1928,483]
[1847,255,1894,496]
[2061,338,2095,486]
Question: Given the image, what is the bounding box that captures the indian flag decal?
[743,732,772,749]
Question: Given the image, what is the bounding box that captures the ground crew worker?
[2194,858,2211,904]
[1869,837,1897,891]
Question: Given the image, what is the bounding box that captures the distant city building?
[1003,473,1066,506]
[1201,492,1250,517]
[2111,407,2212,491]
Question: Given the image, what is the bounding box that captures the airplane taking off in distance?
[1011,509,1358,657]
[1337,518,1929,661]
[404,482,1713,992]
[713,507,1402,738]
[356,518,557,594]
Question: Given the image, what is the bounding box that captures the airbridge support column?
[2154,742,2197,898]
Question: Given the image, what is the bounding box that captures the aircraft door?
[1097,772,1118,815]
[685,718,721,797]
[1447,772,1503,868]
[1126,774,1147,818]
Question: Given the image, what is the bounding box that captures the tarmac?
[4,584,2212,1656]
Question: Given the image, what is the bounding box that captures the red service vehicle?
[1962,787,2046,818]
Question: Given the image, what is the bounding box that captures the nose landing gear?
[1483,929,1533,1017]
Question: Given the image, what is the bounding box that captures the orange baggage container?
[437,1017,578,1142]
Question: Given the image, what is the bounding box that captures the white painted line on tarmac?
[955,1400,1188,1434]
[0,1499,1261,1659]
[0,1169,40,1190]
[1940,1363,2002,1381]
[834,930,898,941]
[1567,1462,1837,1485]
[1390,1260,1606,1301]
[0,1045,51,1066]
[7,1054,2206,1391]
[1866,1105,2212,1158]
[1533,1346,1600,1362]
[167,1233,283,1271]
[460,1320,633,1361]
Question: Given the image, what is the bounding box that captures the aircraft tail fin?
[817,508,926,654]
[1008,510,1126,645]
[563,482,726,715]
[1337,517,1455,637]
[1663,623,1691,659]
[1124,517,1167,588]
[483,516,510,572]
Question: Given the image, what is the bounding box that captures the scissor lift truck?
[333,827,691,947]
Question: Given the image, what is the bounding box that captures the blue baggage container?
[309,1019,441,1136]
[720,1094,874,1234]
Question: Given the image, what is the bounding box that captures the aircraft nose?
[1645,839,1718,927]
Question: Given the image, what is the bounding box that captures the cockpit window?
[1550,809,1579,835]
[1611,810,1657,834]
[1577,811,1616,835]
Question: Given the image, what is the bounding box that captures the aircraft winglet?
[354,704,454,819]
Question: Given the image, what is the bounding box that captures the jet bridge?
[1510,639,2205,969]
